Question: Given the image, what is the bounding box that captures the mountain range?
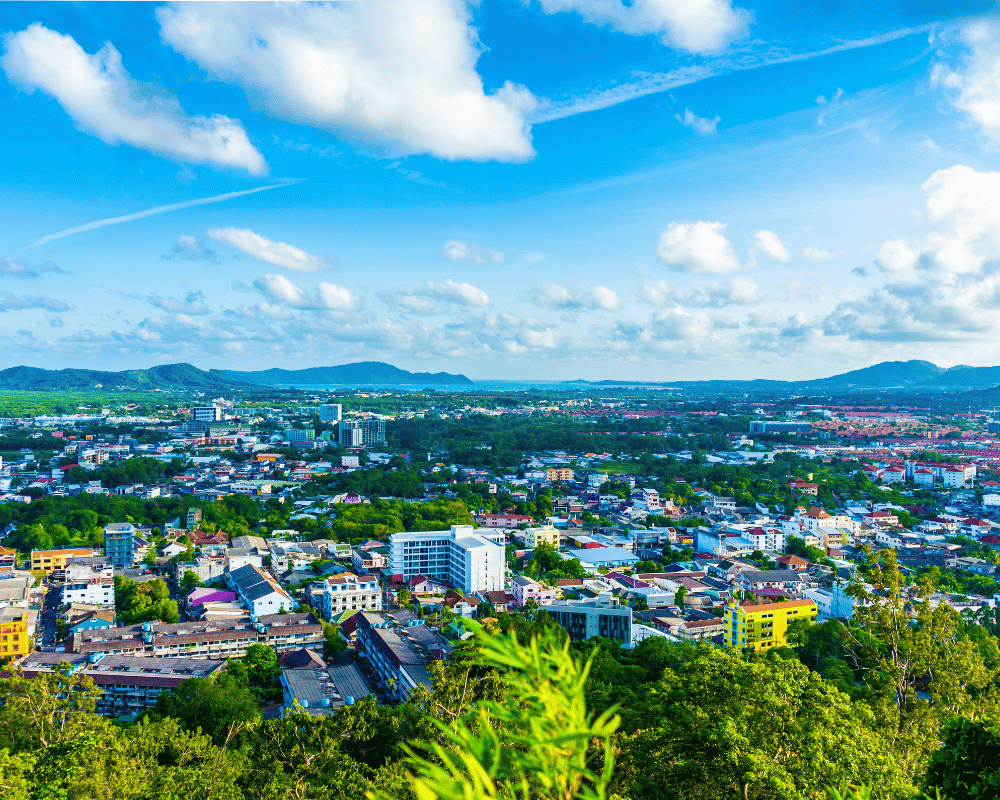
[0,361,472,391]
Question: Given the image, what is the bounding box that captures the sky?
[2,1,1000,382]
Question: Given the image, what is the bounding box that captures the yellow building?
[723,597,817,652]
[522,525,561,550]
[30,547,96,578]
[545,468,574,482]
[0,608,32,659]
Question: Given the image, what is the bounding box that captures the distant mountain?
[567,360,1000,393]
[213,361,473,386]
[0,363,248,391]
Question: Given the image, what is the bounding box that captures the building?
[545,468,574,482]
[0,577,30,610]
[0,607,33,659]
[563,547,641,569]
[280,653,371,715]
[749,421,812,434]
[521,525,561,550]
[283,428,316,445]
[339,417,386,448]
[228,563,294,615]
[63,562,115,607]
[69,613,323,658]
[30,547,99,578]
[510,575,558,607]
[351,548,387,573]
[192,406,222,424]
[0,545,16,574]
[104,522,136,569]
[736,570,805,596]
[388,525,505,594]
[354,612,447,701]
[18,653,224,716]
[185,587,237,613]
[539,593,632,643]
[319,404,343,423]
[312,573,382,621]
[723,597,817,651]
[476,513,532,529]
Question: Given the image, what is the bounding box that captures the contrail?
[30,182,295,247]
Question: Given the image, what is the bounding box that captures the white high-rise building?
[319,404,342,422]
[389,525,505,594]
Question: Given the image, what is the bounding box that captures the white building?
[388,525,505,594]
[227,563,294,616]
[63,562,115,607]
[313,573,381,620]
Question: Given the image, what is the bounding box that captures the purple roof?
[186,587,237,608]
[605,571,650,589]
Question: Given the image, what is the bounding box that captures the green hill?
[0,363,248,391]
[213,361,472,386]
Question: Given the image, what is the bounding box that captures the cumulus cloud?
[442,240,505,264]
[425,280,490,306]
[640,277,761,307]
[0,292,70,313]
[148,291,211,316]
[385,280,491,314]
[822,164,1000,343]
[1,24,267,174]
[157,0,537,162]
[675,107,721,134]
[656,220,741,275]
[254,274,361,311]
[531,283,622,310]
[164,235,217,262]
[932,20,1000,142]
[802,246,833,263]
[0,257,67,278]
[208,228,334,272]
[753,230,790,262]
[537,0,751,54]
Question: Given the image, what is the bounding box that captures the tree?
[180,570,203,594]
[147,673,260,745]
[238,644,282,702]
[922,716,1000,800]
[0,664,103,750]
[675,585,687,609]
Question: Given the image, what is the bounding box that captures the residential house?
[510,575,557,607]
[228,563,294,615]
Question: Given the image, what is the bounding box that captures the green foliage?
[147,672,261,744]
[923,716,1000,800]
[524,541,589,582]
[114,576,179,624]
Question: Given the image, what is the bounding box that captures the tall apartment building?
[319,404,343,422]
[339,417,386,448]
[283,428,316,445]
[539,593,632,643]
[310,573,382,621]
[104,522,136,569]
[545,468,574,482]
[192,406,222,424]
[723,597,817,652]
[388,525,505,594]
[0,607,32,659]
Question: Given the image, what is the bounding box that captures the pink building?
[477,514,533,529]
[511,575,557,607]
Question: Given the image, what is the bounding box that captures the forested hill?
[0,363,248,391]
[213,361,473,386]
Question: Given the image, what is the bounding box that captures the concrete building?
[30,547,99,578]
[521,525,561,550]
[510,575,558,608]
[63,561,115,607]
[318,404,343,423]
[723,597,817,651]
[339,417,386,448]
[355,612,448,701]
[192,406,222,424]
[104,522,136,569]
[283,428,316,445]
[18,652,224,716]
[0,607,33,659]
[69,613,323,659]
[280,654,371,715]
[388,525,505,594]
[311,573,382,621]
[538,593,632,643]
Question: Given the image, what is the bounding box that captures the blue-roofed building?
[227,563,295,615]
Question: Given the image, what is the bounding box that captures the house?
[351,547,387,573]
[227,563,295,615]
[520,525,561,550]
[791,480,819,496]
[511,575,557,607]
[186,587,237,612]
[476,513,532,529]
[736,570,805,596]
[65,609,115,635]
[481,590,515,613]
[312,573,381,621]
[776,554,810,571]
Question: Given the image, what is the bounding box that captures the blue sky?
[2,0,1000,381]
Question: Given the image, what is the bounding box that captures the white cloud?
[874,239,918,273]
[386,280,491,313]
[0,257,67,278]
[532,283,621,310]
[1,23,267,175]
[656,220,741,275]
[254,274,360,311]
[208,228,334,272]
[425,280,490,307]
[442,240,505,264]
[639,280,682,306]
[0,292,69,313]
[753,230,790,262]
[802,246,833,263]
[641,277,761,307]
[148,291,211,316]
[675,107,721,134]
[164,235,217,262]
[932,20,1000,141]
[537,0,750,54]
[157,0,537,162]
